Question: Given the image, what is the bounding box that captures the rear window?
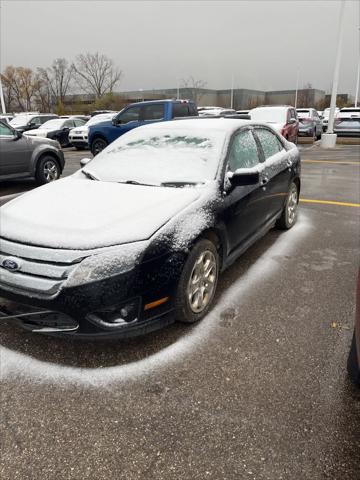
[296,110,311,118]
[338,109,360,118]
[172,103,190,118]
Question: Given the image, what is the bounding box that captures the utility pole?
[355,59,360,107]
[321,0,346,147]
[355,27,360,107]
[230,75,234,109]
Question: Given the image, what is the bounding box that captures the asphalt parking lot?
[0,144,359,479]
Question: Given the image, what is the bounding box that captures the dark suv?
[9,113,58,133]
[0,121,64,184]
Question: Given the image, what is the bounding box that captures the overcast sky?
[1,0,359,94]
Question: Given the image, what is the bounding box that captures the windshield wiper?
[82,169,100,181]
[161,181,204,187]
[118,180,158,187]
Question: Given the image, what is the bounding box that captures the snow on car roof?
[139,118,252,135]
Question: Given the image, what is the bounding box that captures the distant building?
[63,86,352,111]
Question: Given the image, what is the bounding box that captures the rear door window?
[141,104,165,121]
[228,130,260,171]
[255,128,283,159]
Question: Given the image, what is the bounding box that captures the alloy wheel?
[287,184,298,225]
[187,250,217,313]
[43,160,59,182]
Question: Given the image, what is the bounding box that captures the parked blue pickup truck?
[88,99,198,155]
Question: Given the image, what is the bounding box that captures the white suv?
[68,113,115,150]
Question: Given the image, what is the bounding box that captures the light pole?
[355,59,360,107]
[321,0,346,148]
[230,75,234,109]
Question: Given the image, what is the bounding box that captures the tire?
[347,332,360,385]
[91,137,108,156]
[175,239,219,324]
[35,155,60,185]
[276,181,299,230]
[312,127,317,141]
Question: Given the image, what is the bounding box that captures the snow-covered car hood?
[24,128,49,137]
[0,177,202,250]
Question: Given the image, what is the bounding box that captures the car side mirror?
[288,118,297,124]
[80,158,91,167]
[112,117,122,125]
[227,169,260,187]
[13,130,22,140]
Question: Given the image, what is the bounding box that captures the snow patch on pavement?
[0,213,312,387]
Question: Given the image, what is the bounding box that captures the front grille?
[0,238,83,298]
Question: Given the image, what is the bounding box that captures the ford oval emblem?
[2,258,20,272]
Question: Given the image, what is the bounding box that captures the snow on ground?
[0,213,312,387]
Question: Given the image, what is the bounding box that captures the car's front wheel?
[35,156,60,185]
[175,239,219,323]
[91,137,108,156]
[276,182,299,230]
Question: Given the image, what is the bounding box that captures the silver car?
[334,108,360,137]
[0,120,64,184]
[296,108,322,139]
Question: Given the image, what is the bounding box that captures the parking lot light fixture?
[321,0,346,148]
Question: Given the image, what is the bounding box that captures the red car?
[250,106,299,143]
[348,270,360,385]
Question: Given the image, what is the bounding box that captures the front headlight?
[64,241,149,288]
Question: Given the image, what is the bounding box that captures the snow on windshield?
[250,108,287,124]
[87,127,226,185]
[41,119,64,130]
[10,115,31,126]
[40,119,64,130]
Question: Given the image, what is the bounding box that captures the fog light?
[86,298,140,329]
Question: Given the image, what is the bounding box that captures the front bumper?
[0,247,185,338]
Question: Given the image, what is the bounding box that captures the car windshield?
[297,110,311,118]
[9,115,31,126]
[41,119,64,130]
[85,126,225,186]
[250,108,287,123]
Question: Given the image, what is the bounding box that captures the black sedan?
[0,119,301,338]
[24,117,86,147]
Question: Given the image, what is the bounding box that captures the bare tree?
[38,58,74,107]
[297,82,313,108]
[72,52,122,98]
[180,76,207,104]
[1,66,42,111]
